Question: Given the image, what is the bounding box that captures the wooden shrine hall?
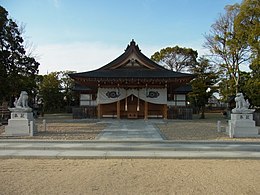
[69,40,194,119]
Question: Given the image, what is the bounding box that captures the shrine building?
[69,40,194,119]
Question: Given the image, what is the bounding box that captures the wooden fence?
[72,106,97,119]
[0,102,10,124]
[253,112,260,126]
[168,106,193,120]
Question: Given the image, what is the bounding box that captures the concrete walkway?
[0,140,260,159]
[1,120,260,159]
[97,120,164,141]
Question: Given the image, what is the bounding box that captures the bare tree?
[18,22,39,59]
[204,4,250,94]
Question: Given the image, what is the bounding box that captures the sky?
[2,0,242,75]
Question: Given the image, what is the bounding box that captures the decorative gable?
[69,40,194,89]
[100,40,164,71]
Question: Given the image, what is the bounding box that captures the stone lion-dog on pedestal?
[14,91,29,108]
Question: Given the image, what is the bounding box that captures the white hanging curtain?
[125,90,128,111]
[137,89,140,111]
[97,88,167,104]
[138,88,167,104]
[97,88,125,104]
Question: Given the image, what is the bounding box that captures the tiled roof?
[69,40,194,80]
[98,40,165,71]
[70,69,193,79]
[173,85,192,93]
[72,83,92,91]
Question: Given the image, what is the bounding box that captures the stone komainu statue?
[14,91,29,108]
[232,92,254,114]
[234,93,250,109]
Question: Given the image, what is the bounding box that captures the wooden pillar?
[97,104,101,119]
[144,101,148,120]
[117,100,120,119]
[163,104,168,120]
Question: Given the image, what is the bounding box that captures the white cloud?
[37,42,122,75]
[36,40,208,75]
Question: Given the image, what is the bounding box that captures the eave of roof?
[173,84,192,93]
[70,69,193,79]
[69,40,194,81]
[72,83,93,91]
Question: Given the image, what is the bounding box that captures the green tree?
[188,57,218,119]
[59,70,76,108]
[204,4,250,94]
[228,70,260,107]
[39,72,63,113]
[0,6,39,104]
[234,0,260,107]
[243,77,260,107]
[235,0,260,75]
[151,46,198,72]
[237,70,260,107]
[38,71,76,113]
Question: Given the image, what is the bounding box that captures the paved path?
[1,120,260,159]
[97,120,164,141]
[0,140,260,159]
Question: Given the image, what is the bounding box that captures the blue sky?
[2,0,242,74]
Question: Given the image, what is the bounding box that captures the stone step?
[0,140,260,152]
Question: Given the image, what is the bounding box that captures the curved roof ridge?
[98,40,165,70]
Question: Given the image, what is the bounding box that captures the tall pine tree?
[0,6,39,104]
[188,57,219,119]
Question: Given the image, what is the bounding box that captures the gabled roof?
[99,39,165,71]
[69,40,194,81]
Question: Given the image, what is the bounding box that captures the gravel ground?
[1,114,260,194]
[157,120,229,140]
[1,113,259,141]
[0,121,106,140]
[1,159,260,195]
[157,113,260,141]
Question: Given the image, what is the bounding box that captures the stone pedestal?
[5,108,36,136]
[228,113,259,138]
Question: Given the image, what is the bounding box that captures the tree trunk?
[232,70,240,94]
[200,106,205,119]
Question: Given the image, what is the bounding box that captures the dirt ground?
[0,159,260,195]
[0,122,106,140]
[157,120,228,140]
[35,122,106,140]
[0,113,259,141]
[157,113,260,141]
[1,114,260,194]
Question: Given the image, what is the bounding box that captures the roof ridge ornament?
[125,39,141,52]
